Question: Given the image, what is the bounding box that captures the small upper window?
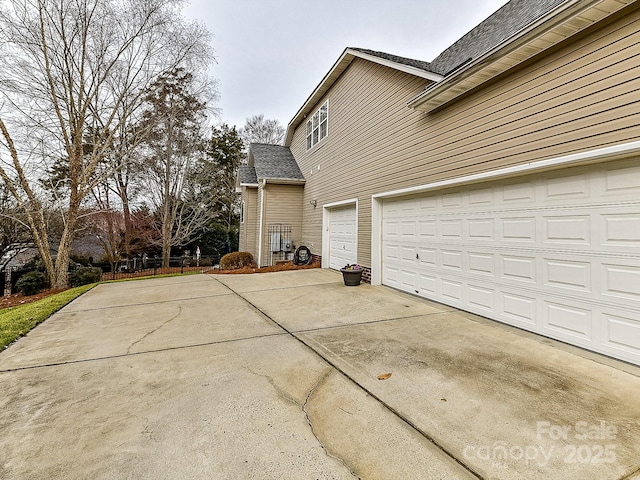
[306,101,328,150]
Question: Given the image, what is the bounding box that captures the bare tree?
[239,114,285,146]
[0,0,214,288]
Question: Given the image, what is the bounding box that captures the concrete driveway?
[1,270,640,480]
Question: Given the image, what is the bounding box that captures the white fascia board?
[240,183,259,188]
[373,140,640,200]
[348,49,443,82]
[323,197,358,209]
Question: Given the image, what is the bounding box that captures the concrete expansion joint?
[301,369,361,480]
[126,304,183,354]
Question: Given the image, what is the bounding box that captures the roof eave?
[285,48,441,146]
[408,0,634,112]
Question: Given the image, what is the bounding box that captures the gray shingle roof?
[349,48,433,73]
[351,1,568,78]
[238,165,258,185]
[429,0,567,76]
[249,143,305,182]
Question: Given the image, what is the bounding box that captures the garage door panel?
[468,284,495,312]
[469,189,494,206]
[543,300,594,341]
[418,274,437,295]
[382,159,640,365]
[468,252,495,275]
[602,160,640,196]
[543,258,592,292]
[441,279,463,303]
[441,250,463,270]
[543,215,591,244]
[602,262,640,301]
[400,270,417,291]
[441,220,463,239]
[501,255,537,283]
[501,217,537,242]
[501,292,537,326]
[418,248,437,266]
[468,218,495,240]
[502,182,536,204]
[602,311,640,360]
[601,213,640,246]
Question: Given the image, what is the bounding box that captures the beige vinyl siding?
[239,187,258,259]
[290,6,640,267]
[259,183,303,266]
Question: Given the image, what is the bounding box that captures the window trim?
[240,199,245,224]
[306,101,328,150]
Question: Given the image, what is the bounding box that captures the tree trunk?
[52,189,81,289]
[122,194,133,258]
[162,200,172,268]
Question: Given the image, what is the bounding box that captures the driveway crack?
[302,369,361,480]
[127,305,182,354]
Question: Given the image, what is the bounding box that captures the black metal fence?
[100,255,220,281]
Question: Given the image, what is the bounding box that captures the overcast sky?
[182,0,510,130]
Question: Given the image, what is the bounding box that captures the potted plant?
[340,264,363,286]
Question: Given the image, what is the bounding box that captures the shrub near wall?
[69,266,102,287]
[220,252,255,270]
[15,271,48,296]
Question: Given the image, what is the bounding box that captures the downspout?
[257,180,265,266]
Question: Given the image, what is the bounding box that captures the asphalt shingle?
[250,143,305,181]
[238,165,258,185]
[429,0,567,76]
[352,1,570,78]
[349,48,433,73]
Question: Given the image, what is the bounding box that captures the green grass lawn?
[0,284,96,350]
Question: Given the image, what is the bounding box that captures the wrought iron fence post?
[180,256,184,274]
[154,256,158,276]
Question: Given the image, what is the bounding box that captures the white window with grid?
[306,101,328,150]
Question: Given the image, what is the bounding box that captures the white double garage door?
[381,159,640,366]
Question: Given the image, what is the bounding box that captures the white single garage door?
[329,204,357,270]
[382,159,640,365]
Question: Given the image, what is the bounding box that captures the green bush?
[69,266,102,287]
[15,271,48,296]
[219,251,255,270]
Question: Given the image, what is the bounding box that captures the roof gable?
[284,47,443,146]
[241,143,305,185]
